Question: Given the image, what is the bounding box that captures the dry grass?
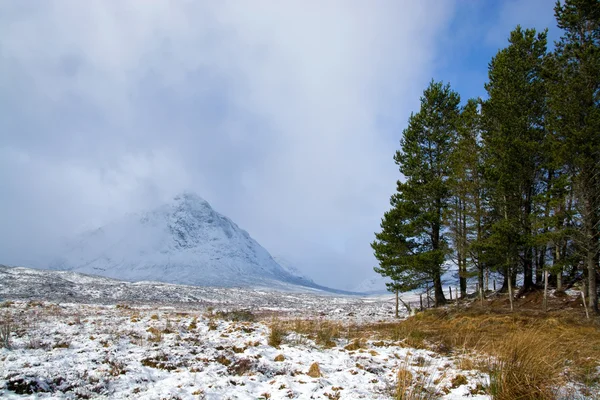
[268,321,285,348]
[393,357,440,400]
[275,319,345,348]
[307,362,321,378]
[280,304,600,398]
[369,308,600,399]
[485,331,562,399]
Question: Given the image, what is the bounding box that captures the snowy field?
[0,300,490,399]
[0,267,495,399]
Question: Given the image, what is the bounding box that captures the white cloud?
[0,0,456,288]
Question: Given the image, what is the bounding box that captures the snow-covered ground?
[0,301,490,399]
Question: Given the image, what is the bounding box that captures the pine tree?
[448,98,485,298]
[372,197,427,317]
[548,0,600,312]
[481,26,548,293]
[373,80,460,307]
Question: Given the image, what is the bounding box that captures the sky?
[0,0,559,290]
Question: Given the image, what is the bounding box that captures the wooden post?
[449,286,452,301]
[493,279,496,292]
[582,291,590,319]
[395,289,399,318]
[455,287,459,309]
[426,284,430,308]
[508,268,514,312]
[543,270,548,313]
[480,286,484,307]
[420,294,423,311]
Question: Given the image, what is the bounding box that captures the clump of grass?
[450,374,468,388]
[141,354,176,371]
[53,340,70,349]
[268,323,286,348]
[147,326,162,342]
[344,338,366,351]
[316,324,339,348]
[0,301,14,308]
[486,331,562,400]
[307,362,321,378]
[232,346,246,354]
[207,318,218,331]
[395,367,414,398]
[393,358,440,400]
[274,354,285,362]
[227,358,255,375]
[215,354,231,366]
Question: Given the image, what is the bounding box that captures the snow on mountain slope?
[47,192,312,289]
[272,256,315,284]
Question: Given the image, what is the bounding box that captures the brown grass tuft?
[268,323,286,348]
[485,330,562,400]
[307,362,321,378]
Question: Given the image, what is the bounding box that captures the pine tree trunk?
[433,272,446,306]
[478,267,485,299]
[459,199,467,298]
[586,235,598,313]
[523,189,535,290]
[555,242,563,292]
[523,246,534,290]
[584,191,599,314]
[543,269,548,312]
[508,266,514,312]
[500,266,509,293]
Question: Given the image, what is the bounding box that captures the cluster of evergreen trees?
[372,0,600,313]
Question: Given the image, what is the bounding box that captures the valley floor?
[0,299,490,400]
[1,287,599,399]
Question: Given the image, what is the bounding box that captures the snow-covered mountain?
[47,192,318,289]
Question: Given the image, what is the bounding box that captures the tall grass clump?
[486,330,562,400]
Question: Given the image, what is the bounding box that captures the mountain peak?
[48,191,317,289]
[173,191,209,206]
